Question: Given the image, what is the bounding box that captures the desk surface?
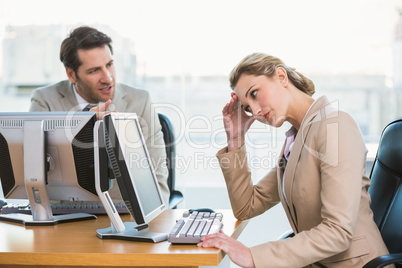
[0,209,248,268]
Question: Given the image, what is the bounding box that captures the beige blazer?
[29,80,170,205]
[216,96,389,267]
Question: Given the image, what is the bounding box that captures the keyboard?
[168,210,223,244]
[0,201,129,215]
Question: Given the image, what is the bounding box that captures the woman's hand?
[198,230,255,268]
[90,99,114,120]
[223,93,255,151]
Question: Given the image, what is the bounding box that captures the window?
[1,0,401,208]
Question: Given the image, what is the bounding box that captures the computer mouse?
[0,199,6,209]
[189,208,215,213]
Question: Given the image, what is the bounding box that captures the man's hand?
[90,99,114,120]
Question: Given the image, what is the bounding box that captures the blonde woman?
[198,53,389,267]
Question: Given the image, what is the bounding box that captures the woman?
[197,53,390,267]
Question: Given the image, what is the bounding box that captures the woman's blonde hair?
[229,53,315,96]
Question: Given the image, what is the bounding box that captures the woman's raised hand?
[222,93,255,151]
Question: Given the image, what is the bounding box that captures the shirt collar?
[73,84,97,110]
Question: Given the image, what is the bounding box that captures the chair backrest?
[158,113,183,209]
[368,119,402,254]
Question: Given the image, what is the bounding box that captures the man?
[29,26,170,205]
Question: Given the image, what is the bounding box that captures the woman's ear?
[276,67,288,87]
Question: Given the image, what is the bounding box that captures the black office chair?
[363,119,402,268]
[158,113,184,209]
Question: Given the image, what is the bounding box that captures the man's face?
[66,44,116,103]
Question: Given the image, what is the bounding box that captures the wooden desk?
[0,209,248,268]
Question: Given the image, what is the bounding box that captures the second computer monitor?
[103,113,166,230]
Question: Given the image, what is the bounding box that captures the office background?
[1,0,402,267]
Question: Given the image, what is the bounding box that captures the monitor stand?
[96,222,168,243]
[0,212,97,226]
[0,120,96,226]
[93,121,168,243]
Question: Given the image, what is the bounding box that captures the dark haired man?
[29,26,169,204]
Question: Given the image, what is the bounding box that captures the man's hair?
[60,26,113,73]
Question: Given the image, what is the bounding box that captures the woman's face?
[234,71,291,127]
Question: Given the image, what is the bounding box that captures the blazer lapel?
[276,142,299,231]
[281,96,331,228]
[110,84,128,112]
[58,81,80,111]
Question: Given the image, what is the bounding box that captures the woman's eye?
[251,90,257,98]
[244,106,252,116]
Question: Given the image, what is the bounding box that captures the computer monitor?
[95,113,167,243]
[0,111,98,225]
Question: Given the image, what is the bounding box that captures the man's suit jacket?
[29,80,170,205]
[216,96,389,267]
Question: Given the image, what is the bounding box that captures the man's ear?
[66,67,77,84]
[276,67,288,87]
